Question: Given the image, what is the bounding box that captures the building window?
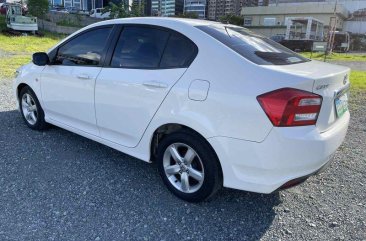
[244,17,252,26]
[263,17,276,26]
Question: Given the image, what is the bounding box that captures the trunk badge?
[316,84,329,90]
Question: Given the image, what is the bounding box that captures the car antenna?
[224,26,231,38]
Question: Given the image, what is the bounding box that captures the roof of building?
[241,3,349,19]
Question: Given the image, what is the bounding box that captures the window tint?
[160,33,197,68]
[56,27,112,66]
[111,27,169,68]
[196,25,309,65]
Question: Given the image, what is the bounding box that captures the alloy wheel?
[21,93,38,125]
[163,143,205,193]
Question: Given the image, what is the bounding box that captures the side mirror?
[32,52,49,66]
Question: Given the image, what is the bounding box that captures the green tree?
[103,2,129,19]
[27,0,49,18]
[176,12,199,19]
[130,1,145,17]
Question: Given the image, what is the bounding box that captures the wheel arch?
[17,83,30,99]
[149,123,223,178]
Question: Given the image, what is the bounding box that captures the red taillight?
[257,88,322,127]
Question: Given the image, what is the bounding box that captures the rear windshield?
[196,25,309,65]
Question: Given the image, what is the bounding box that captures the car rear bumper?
[207,112,350,193]
[7,23,38,31]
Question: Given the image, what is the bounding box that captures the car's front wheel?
[19,86,48,130]
[157,130,222,202]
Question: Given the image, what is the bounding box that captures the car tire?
[157,130,222,202]
[19,86,48,130]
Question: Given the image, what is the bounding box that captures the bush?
[103,1,145,19]
[176,12,199,19]
[28,0,49,18]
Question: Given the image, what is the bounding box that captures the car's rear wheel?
[157,130,222,202]
[19,86,47,130]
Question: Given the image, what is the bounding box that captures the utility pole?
[325,0,338,61]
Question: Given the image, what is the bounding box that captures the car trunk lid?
[262,60,350,132]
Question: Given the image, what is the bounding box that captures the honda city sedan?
[13,17,350,202]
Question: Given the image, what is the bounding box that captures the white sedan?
[13,17,350,202]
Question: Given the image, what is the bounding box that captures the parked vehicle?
[14,18,350,202]
[66,7,79,14]
[90,8,110,19]
[0,4,6,15]
[1,2,28,15]
[49,6,69,13]
[78,9,90,15]
[5,3,38,32]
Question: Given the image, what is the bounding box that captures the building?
[241,0,366,37]
[131,0,151,16]
[241,2,349,38]
[151,0,183,16]
[184,0,206,18]
[268,0,366,12]
[49,0,64,6]
[258,0,268,6]
[208,0,258,21]
[50,0,104,10]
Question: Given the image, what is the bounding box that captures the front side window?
[55,27,112,66]
[196,25,309,65]
[111,26,170,68]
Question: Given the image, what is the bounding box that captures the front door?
[41,26,113,135]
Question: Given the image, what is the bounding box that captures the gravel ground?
[0,78,365,241]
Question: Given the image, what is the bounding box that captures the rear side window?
[56,27,112,66]
[196,25,309,65]
[110,26,198,69]
[111,27,170,68]
[160,33,198,68]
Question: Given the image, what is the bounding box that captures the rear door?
[95,25,198,147]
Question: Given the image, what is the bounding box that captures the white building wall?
[344,21,366,34]
[269,0,366,13]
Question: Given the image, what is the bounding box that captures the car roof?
[91,17,220,28]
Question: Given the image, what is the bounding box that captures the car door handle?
[143,81,168,89]
[77,74,90,79]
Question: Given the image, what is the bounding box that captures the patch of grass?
[0,55,31,79]
[0,34,61,54]
[301,52,366,62]
[0,14,64,53]
[0,14,65,79]
[350,71,366,90]
[0,31,62,78]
